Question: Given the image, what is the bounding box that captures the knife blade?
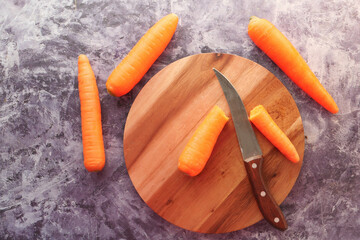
[213,68,288,231]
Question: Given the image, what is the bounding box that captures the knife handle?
[244,156,288,231]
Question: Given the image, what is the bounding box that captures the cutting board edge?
[123,53,305,234]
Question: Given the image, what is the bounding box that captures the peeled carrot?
[249,105,299,163]
[178,105,229,176]
[248,16,338,114]
[106,13,179,97]
[78,54,105,172]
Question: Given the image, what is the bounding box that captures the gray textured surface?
[0,0,359,239]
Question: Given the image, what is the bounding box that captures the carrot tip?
[249,104,265,120]
[330,104,339,114]
[106,88,116,97]
[249,16,259,21]
[169,13,178,18]
[78,54,89,62]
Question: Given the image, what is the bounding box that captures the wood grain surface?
[123,53,304,233]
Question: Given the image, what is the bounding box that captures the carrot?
[249,105,299,163]
[78,54,105,172]
[248,16,339,114]
[106,13,179,97]
[178,105,229,176]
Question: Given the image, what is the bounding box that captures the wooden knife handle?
[244,156,288,231]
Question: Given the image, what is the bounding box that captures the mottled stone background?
[0,0,359,239]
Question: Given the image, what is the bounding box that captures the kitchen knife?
[213,68,288,231]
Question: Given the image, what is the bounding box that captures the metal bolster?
[244,155,262,162]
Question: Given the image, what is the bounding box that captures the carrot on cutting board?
[78,54,105,172]
[248,16,339,114]
[106,13,179,97]
[249,105,299,163]
[178,105,229,177]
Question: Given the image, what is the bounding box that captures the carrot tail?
[78,54,106,172]
[178,105,229,176]
[249,105,299,163]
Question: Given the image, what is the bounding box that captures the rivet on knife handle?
[244,156,288,231]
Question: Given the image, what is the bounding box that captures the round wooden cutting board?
[123,53,304,233]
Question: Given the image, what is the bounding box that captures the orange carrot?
[78,54,105,172]
[249,105,299,163]
[178,105,229,176]
[106,13,179,97]
[248,16,338,114]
